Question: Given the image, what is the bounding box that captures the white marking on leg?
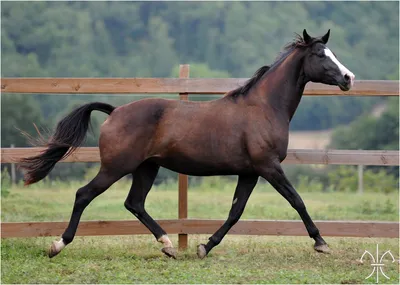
[324,48,355,86]
[53,238,66,252]
[157,235,173,248]
[233,198,238,205]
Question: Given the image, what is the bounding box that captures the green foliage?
[284,164,398,194]
[1,94,45,147]
[328,166,358,192]
[1,167,11,197]
[170,63,230,78]
[330,97,399,150]
[359,198,397,216]
[283,165,331,189]
[296,175,324,193]
[363,168,399,194]
[291,97,380,131]
[329,97,399,178]
[328,165,398,193]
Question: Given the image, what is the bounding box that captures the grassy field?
[2,178,398,222]
[1,179,399,284]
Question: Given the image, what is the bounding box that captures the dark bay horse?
[21,29,355,259]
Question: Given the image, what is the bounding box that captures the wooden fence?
[1,65,399,247]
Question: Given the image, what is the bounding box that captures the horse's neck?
[255,50,307,122]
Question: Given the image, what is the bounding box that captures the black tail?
[20,102,115,185]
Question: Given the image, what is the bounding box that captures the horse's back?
[149,98,254,175]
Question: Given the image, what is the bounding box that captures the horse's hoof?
[197,244,207,259]
[161,247,177,259]
[48,241,62,258]
[314,243,331,254]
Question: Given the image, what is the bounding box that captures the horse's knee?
[124,200,133,212]
[75,187,90,207]
[124,201,144,216]
[75,178,109,208]
[75,187,86,199]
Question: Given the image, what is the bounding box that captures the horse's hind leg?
[124,161,177,259]
[48,168,124,258]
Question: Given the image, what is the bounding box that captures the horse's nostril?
[344,74,351,83]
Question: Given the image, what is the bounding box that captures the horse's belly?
[152,154,253,176]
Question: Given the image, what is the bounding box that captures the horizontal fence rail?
[2,219,398,238]
[2,147,399,166]
[1,75,399,245]
[1,78,399,95]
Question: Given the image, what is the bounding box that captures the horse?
[20,29,355,259]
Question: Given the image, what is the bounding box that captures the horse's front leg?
[255,160,330,253]
[197,175,258,258]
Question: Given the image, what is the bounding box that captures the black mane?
[228,33,313,99]
[229,65,271,98]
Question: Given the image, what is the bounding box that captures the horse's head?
[302,29,355,91]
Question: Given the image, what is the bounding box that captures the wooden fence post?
[178,64,189,250]
[10,144,16,184]
[358,164,364,194]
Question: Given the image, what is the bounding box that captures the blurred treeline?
[1,1,398,184]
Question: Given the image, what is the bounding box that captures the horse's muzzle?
[338,73,355,91]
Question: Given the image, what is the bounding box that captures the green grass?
[1,179,399,284]
[2,236,399,284]
[2,178,398,222]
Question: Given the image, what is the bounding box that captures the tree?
[170,62,230,78]
[137,16,178,77]
[1,94,44,147]
[329,97,399,151]
[329,97,399,176]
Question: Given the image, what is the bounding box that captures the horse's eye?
[313,47,325,58]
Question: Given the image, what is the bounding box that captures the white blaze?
[324,48,355,86]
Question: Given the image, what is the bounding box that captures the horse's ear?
[321,29,330,44]
[303,29,312,44]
